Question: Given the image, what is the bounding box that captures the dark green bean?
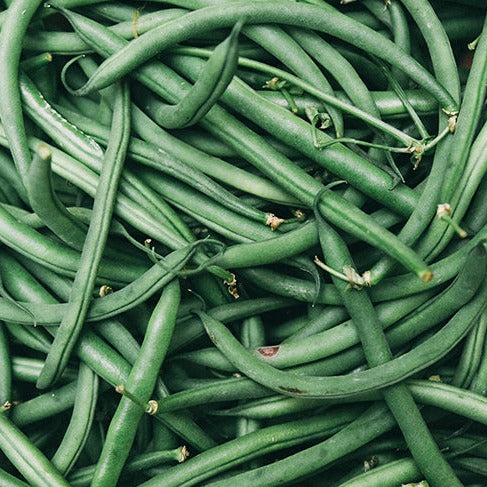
[314,200,461,487]
[0,406,70,487]
[0,0,44,182]
[26,144,87,250]
[67,447,188,487]
[196,403,395,487]
[452,315,487,388]
[36,81,131,389]
[0,322,11,405]
[91,279,181,486]
[197,269,487,398]
[68,1,458,113]
[141,20,241,128]
[50,362,98,475]
[10,381,77,426]
[336,457,421,487]
[142,407,363,487]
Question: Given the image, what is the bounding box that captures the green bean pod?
[197,266,487,398]
[37,81,131,389]
[148,20,241,128]
[67,1,458,113]
[0,322,11,405]
[91,279,181,486]
[0,407,70,487]
[26,144,87,250]
[50,361,99,475]
[0,0,44,182]
[142,407,363,487]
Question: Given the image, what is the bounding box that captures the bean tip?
[420,270,433,283]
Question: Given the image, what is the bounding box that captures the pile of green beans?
[0,0,486,485]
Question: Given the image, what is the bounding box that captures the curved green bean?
[26,144,87,250]
[50,361,99,475]
[37,81,131,389]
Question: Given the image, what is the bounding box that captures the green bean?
[283,305,348,342]
[9,381,77,426]
[0,175,22,207]
[355,0,462,283]
[20,52,52,72]
[241,24,344,137]
[211,394,325,420]
[452,315,487,388]
[314,200,461,487]
[169,56,434,280]
[19,73,193,246]
[129,105,295,204]
[142,407,362,487]
[242,219,487,305]
[168,49,417,152]
[426,117,487,261]
[68,1,457,113]
[407,379,487,426]
[91,279,181,486]
[259,88,437,120]
[178,291,434,372]
[2,251,217,452]
[5,323,51,353]
[198,403,395,487]
[67,447,188,487]
[55,103,279,226]
[0,0,44,182]
[439,12,487,203]
[0,468,30,487]
[60,8,425,218]
[11,356,76,384]
[0,406,70,487]
[336,457,421,487]
[23,8,187,54]
[141,20,241,129]
[93,318,141,365]
[138,169,276,243]
[168,296,294,353]
[0,243,221,325]
[50,362,98,475]
[471,311,487,395]
[36,81,131,389]
[0,150,27,204]
[197,268,487,398]
[0,322,11,405]
[0,195,145,286]
[59,8,436,282]
[26,144,87,250]
[213,221,317,268]
[413,14,487,262]
[236,313,265,448]
[386,1,411,87]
